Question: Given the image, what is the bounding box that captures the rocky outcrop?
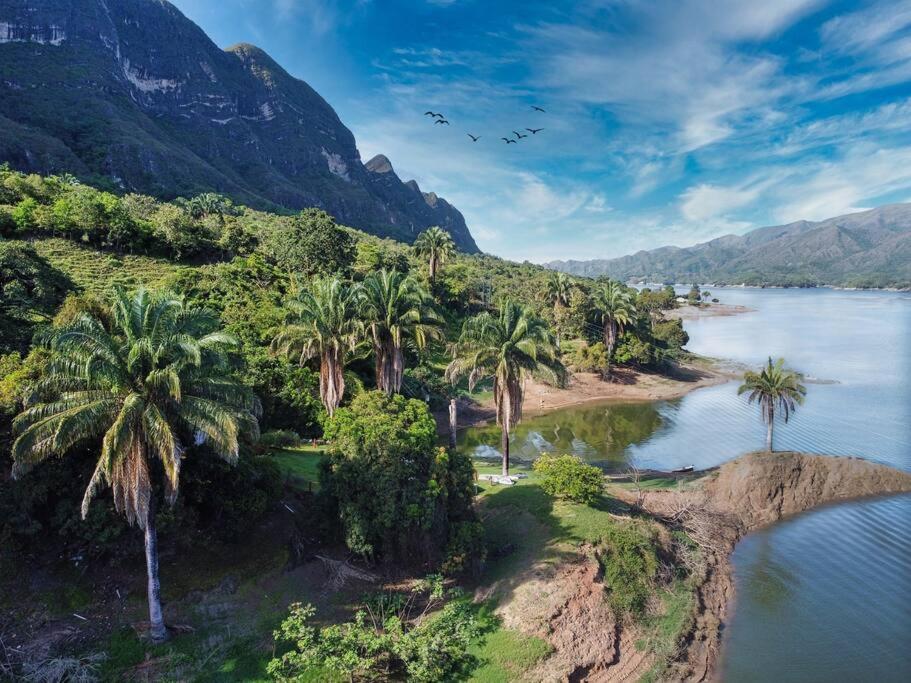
[0,0,478,252]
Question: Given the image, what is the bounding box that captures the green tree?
[272,277,362,417]
[358,270,442,395]
[322,392,478,564]
[446,301,563,476]
[544,271,573,345]
[591,281,636,378]
[261,208,355,276]
[0,242,72,353]
[413,226,455,284]
[738,357,807,451]
[11,288,259,643]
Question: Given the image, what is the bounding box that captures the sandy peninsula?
[665,302,755,320]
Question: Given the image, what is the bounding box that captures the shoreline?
[611,452,911,681]
[436,356,739,434]
[664,302,755,320]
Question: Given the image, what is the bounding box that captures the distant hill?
[546,204,911,288]
[0,0,478,252]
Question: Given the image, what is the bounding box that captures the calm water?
[457,287,911,681]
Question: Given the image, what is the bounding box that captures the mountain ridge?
[0,0,479,252]
[546,204,911,288]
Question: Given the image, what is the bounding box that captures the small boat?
[672,465,695,473]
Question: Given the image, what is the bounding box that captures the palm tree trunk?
[501,426,510,477]
[764,403,775,451]
[321,350,345,416]
[429,254,437,283]
[603,319,617,379]
[144,499,168,643]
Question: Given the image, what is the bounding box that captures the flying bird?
[424,111,443,118]
[467,133,481,142]
[513,130,528,139]
[526,128,544,134]
[501,137,517,144]
[435,119,450,125]
[532,106,546,112]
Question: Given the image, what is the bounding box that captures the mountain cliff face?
[547,204,911,288]
[0,0,478,252]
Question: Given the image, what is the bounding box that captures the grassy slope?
[473,465,699,682]
[24,238,189,294]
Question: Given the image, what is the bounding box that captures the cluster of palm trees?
[271,269,443,415]
[543,272,637,378]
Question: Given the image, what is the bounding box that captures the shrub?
[651,319,689,352]
[268,577,480,683]
[321,391,479,566]
[259,429,302,449]
[532,454,604,504]
[599,522,660,617]
[567,341,608,373]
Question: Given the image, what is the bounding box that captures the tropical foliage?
[738,357,807,451]
[269,577,480,683]
[358,270,442,395]
[533,454,605,504]
[447,301,563,475]
[321,392,480,565]
[591,280,637,377]
[413,226,455,283]
[10,288,260,642]
[272,277,363,417]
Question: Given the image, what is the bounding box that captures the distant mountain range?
[546,204,911,289]
[0,0,478,252]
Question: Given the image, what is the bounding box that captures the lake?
[456,286,911,681]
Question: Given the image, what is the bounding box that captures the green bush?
[599,522,660,617]
[268,577,480,683]
[532,454,604,504]
[321,391,479,566]
[259,429,303,449]
[567,341,608,373]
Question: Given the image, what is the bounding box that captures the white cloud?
[680,184,761,222]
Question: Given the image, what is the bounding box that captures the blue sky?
[170,0,911,262]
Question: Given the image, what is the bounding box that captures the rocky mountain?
[0,0,478,252]
[547,204,911,288]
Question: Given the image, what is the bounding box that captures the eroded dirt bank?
[484,452,911,682]
[623,452,911,681]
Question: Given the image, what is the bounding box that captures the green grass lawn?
[469,460,699,681]
[269,445,327,491]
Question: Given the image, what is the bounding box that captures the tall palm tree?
[272,277,362,417]
[413,226,456,284]
[591,280,636,378]
[11,288,259,643]
[544,271,573,346]
[738,357,806,452]
[447,301,563,476]
[358,270,443,395]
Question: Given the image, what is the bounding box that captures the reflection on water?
[458,287,911,681]
[456,401,664,471]
[722,495,911,682]
[458,288,911,473]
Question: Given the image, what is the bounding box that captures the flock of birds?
[423,105,546,145]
